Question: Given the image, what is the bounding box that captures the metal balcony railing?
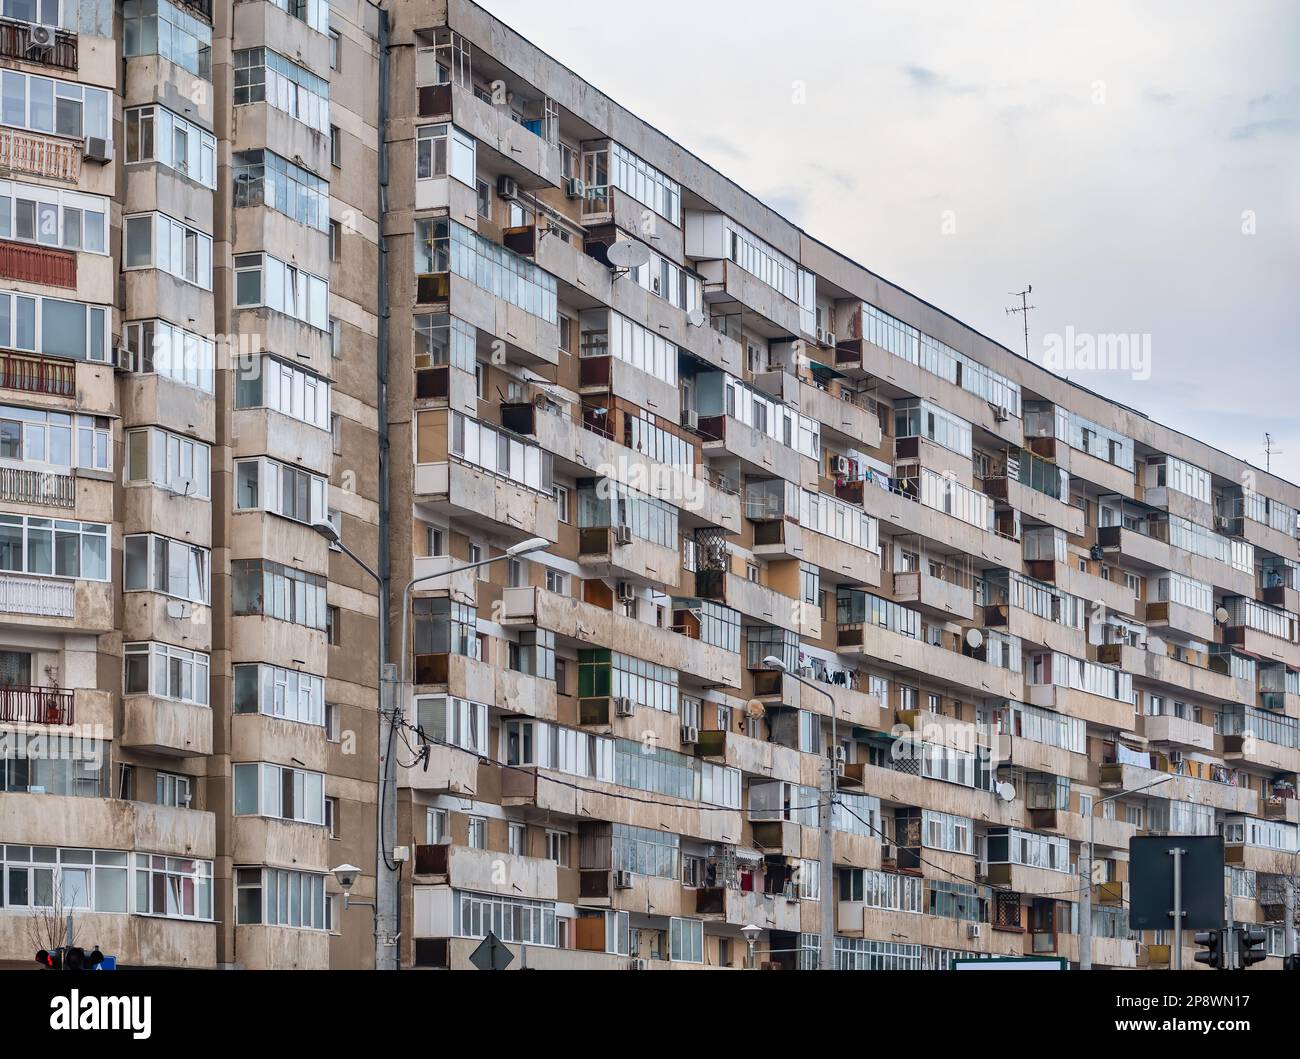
[0,465,75,507]
[0,126,82,183]
[0,350,76,396]
[0,239,76,287]
[0,19,78,71]
[0,572,75,617]
[0,684,73,725]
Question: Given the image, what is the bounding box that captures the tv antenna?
[1005,285,1035,359]
[1263,432,1282,473]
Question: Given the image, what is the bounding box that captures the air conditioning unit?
[816,326,825,343]
[613,869,634,889]
[564,176,585,200]
[832,455,850,475]
[967,923,983,939]
[799,665,816,679]
[681,409,698,430]
[835,761,846,778]
[651,276,661,294]
[824,331,837,348]
[992,405,1009,423]
[629,957,648,970]
[614,696,635,718]
[496,174,519,200]
[613,524,633,546]
[833,745,846,762]
[882,843,895,862]
[83,136,113,163]
[1089,544,1105,561]
[615,580,635,602]
[27,24,54,51]
[680,724,699,744]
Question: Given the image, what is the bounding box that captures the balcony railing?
[0,465,75,507]
[0,684,73,725]
[0,126,82,182]
[0,351,76,397]
[0,19,78,70]
[0,239,76,287]
[0,572,74,617]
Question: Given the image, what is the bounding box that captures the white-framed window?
[545,568,568,596]
[0,0,61,27]
[133,853,214,921]
[0,69,111,142]
[669,916,703,963]
[508,821,526,856]
[234,457,328,527]
[123,533,209,604]
[415,695,488,755]
[235,866,328,929]
[233,254,329,330]
[416,123,476,186]
[467,816,487,849]
[125,427,211,499]
[0,291,111,363]
[426,807,448,844]
[124,641,210,707]
[232,47,329,134]
[0,179,108,254]
[121,319,216,393]
[156,772,192,808]
[0,404,110,473]
[232,762,326,824]
[0,846,130,914]
[232,663,326,726]
[124,104,216,188]
[235,354,332,430]
[0,512,109,580]
[553,483,570,523]
[545,829,569,866]
[123,211,213,289]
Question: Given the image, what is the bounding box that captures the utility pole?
[1286,877,1296,963]
[1263,432,1282,474]
[1005,285,1035,359]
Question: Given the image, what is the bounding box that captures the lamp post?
[1079,772,1174,970]
[313,522,547,969]
[741,922,762,969]
[764,655,837,971]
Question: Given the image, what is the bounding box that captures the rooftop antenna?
[1263,432,1282,473]
[1005,285,1035,359]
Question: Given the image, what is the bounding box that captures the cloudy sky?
[481,0,1300,482]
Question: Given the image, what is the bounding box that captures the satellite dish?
[964,628,984,650]
[996,782,1016,803]
[686,309,707,328]
[605,240,651,270]
[1214,606,1230,625]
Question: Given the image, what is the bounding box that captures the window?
[416,695,488,755]
[579,308,679,386]
[235,867,328,929]
[545,829,569,866]
[233,762,326,824]
[427,808,448,844]
[133,854,214,921]
[0,292,110,364]
[233,149,329,231]
[234,457,328,527]
[0,846,130,915]
[0,734,109,797]
[123,212,213,289]
[553,484,571,523]
[329,29,340,69]
[123,0,212,78]
[233,254,329,330]
[231,559,328,630]
[124,642,210,707]
[235,354,332,430]
[232,663,325,726]
[545,569,568,595]
[0,180,108,254]
[476,179,491,218]
[124,105,216,188]
[415,124,476,186]
[438,411,554,494]
[0,513,109,580]
[669,917,703,963]
[325,701,341,741]
[326,604,341,644]
[329,219,341,260]
[0,405,109,473]
[325,797,339,837]
[508,822,526,857]
[156,772,192,808]
[0,69,111,142]
[0,0,61,26]
[453,889,556,946]
[123,534,209,603]
[330,125,342,167]
[268,0,330,33]
[413,218,557,323]
[121,319,215,392]
[233,47,329,134]
[467,816,486,849]
[125,427,211,499]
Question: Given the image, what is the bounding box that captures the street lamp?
[763,655,837,972]
[740,923,762,969]
[314,523,548,969]
[1079,772,1174,970]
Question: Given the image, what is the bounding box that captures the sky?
[479,0,1300,483]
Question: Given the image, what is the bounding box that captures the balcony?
[0,572,73,618]
[0,684,72,725]
[0,350,76,397]
[837,621,1023,701]
[892,569,975,622]
[121,696,213,757]
[414,842,558,902]
[0,126,82,183]
[0,465,75,507]
[0,239,76,288]
[693,885,802,933]
[0,19,78,70]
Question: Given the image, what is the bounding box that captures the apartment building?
[0,0,381,968]
[2,0,1298,973]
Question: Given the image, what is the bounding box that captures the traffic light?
[86,945,104,970]
[1237,925,1268,968]
[1193,929,1223,969]
[34,947,64,970]
[63,946,86,970]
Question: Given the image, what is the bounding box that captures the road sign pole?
[1170,846,1184,971]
